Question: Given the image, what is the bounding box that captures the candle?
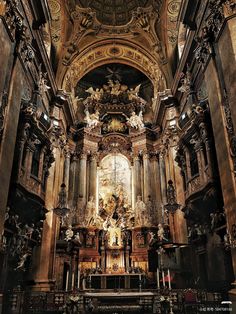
[72,272,75,290]
[157,268,160,289]
[162,270,165,288]
[77,269,80,290]
[65,269,69,291]
[168,269,171,290]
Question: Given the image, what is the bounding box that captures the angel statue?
[127,111,144,130]
[127,84,141,101]
[85,87,103,101]
[84,109,100,129]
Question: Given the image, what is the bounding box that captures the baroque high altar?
[1,0,236,313]
[59,80,167,279]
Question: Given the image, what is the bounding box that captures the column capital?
[143,150,151,160]
[149,151,158,161]
[90,152,98,161]
[78,149,88,160]
[63,144,72,159]
[133,155,140,162]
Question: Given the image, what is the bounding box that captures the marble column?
[63,150,71,195]
[143,152,151,203]
[77,152,87,222]
[133,155,142,205]
[68,153,77,208]
[89,153,97,201]
[78,152,87,199]
[150,154,162,223]
[159,152,167,205]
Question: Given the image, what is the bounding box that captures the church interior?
[0,0,236,313]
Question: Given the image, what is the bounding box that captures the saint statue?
[84,109,100,129]
[65,225,73,241]
[127,111,144,130]
[135,195,147,226]
[157,223,168,242]
[112,232,119,246]
[86,196,96,226]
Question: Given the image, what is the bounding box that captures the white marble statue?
[65,225,74,241]
[103,216,112,231]
[86,196,96,226]
[127,84,141,101]
[135,195,147,226]
[85,87,103,101]
[84,109,100,129]
[127,111,144,130]
[74,232,81,245]
[157,223,168,242]
[15,253,29,270]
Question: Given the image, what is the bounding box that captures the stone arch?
[60,40,167,103]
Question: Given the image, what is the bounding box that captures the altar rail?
[2,289,231,314]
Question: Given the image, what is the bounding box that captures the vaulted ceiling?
[47,0,182,112]
[77,0,151,26]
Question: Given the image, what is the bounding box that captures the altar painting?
[98,154,131,216]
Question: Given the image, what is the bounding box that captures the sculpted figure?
[157,223,168,242]
[15,253,30,271]
[127,84,141,101]
[108,80,121,96]
[74,232,81,245]
[135,195,147,226]
[127,111,144,130]
[84,109,100,129]
[86,196,96,226]
[85,87,103,101]
[65,225,73,241]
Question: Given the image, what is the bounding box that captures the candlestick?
[157,268,160,289]
[162,270,165,288]
[168,269,171,290]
